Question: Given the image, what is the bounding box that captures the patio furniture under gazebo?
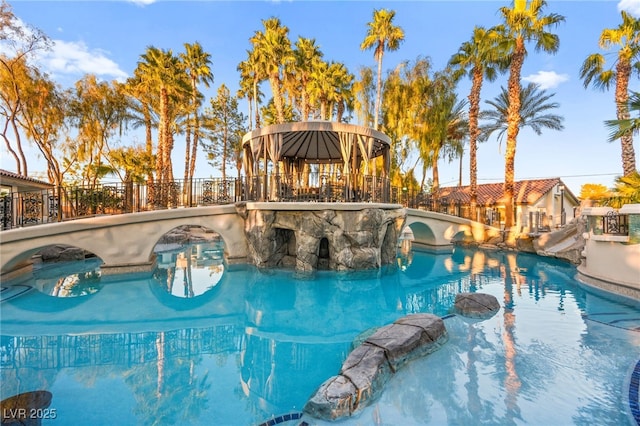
[241,121,392,202]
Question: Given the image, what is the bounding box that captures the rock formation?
[304,313,447,421]
[453,292,500,319]
[236,205,406,272]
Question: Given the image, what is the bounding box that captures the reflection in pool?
[153,241,225,298]
[1,247,640,426]
[32,258,102,298]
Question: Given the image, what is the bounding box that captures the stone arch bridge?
[1,204,498,278]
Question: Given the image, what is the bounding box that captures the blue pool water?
[1,244,639,426]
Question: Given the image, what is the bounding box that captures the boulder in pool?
[304,313,447,421]
[454,292,500,319]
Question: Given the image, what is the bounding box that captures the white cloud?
[127,0,157,6]
[618,0,640,17]
[40,39,129,82]
[522,71,569,90]
[0,17,127,82]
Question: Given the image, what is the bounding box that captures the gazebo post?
[263,136,268,201]
[382,146,391,203]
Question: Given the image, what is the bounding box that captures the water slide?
[533,220,585,264]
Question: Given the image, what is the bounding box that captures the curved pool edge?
[576,267,640,307]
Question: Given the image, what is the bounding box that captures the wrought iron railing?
[1,174,506,230]
[1,189,61,230]
[602,211,629,236]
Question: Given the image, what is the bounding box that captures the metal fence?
[1,175,506,230]
[602,210,629,236]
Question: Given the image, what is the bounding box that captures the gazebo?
[241,121,392,202]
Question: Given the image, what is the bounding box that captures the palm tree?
[360,8,405,130]
[137,46,190,199]
[237,50,265,130]
[449,26,502,220]
[479,83,565,144]
[605,170,640,207]
[250,18,294,124]
[580,11,640,177]
[236,77,253,129]
[497,0,564,228]
[330,62,354,122]
[293,37,323,121]
[181,42,214,196]
[605,91,640,141]
[124,68,159,204]
[308,60,334,120]
[480,83,563,216]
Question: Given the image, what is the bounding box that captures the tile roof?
[0,169,53,187]
[436,178,566,206]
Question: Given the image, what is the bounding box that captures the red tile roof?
[0,169,53,187]
[436,178,568,206]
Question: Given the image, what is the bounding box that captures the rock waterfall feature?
[236,203,406,272]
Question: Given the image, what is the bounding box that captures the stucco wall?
[580,239,640,288]
[579,204,640,295]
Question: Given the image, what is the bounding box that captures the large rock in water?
[453,292,500,319]
[304,313,447,421]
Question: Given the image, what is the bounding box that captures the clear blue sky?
[4,0,640,196]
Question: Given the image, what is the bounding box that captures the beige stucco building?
[437,178,580,231]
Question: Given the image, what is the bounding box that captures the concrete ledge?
[100,259,156,277]
[242,202,403,211]
[0,204,239,243]
[577,266,640,302]
[591,234,630,243]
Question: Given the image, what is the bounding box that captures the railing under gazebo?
[0,174,401,230]
[1,175,502,230]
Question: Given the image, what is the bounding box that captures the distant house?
[0,169,53,194]
[0,169,57,229]
[436,178,580,231]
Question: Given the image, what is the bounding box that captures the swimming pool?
[1,245,639,425]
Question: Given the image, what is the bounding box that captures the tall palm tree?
[330,62,354,122]
[308,60,333,120]
[137,46,190,195]
[181,42,213,193]
[580,10,640,177]
[237,50,265,130]
[449,26,502,220]
[250,18,294,124]
[605,91,640,141]
[479,83,564,157]
[360,8,405,130]
[124,68,159,204]
[497,0,564,228]
[293,37,323,121]
[236,76,254,130]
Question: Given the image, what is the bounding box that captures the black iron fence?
[602,210,629,236]
[1,175,506,230]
